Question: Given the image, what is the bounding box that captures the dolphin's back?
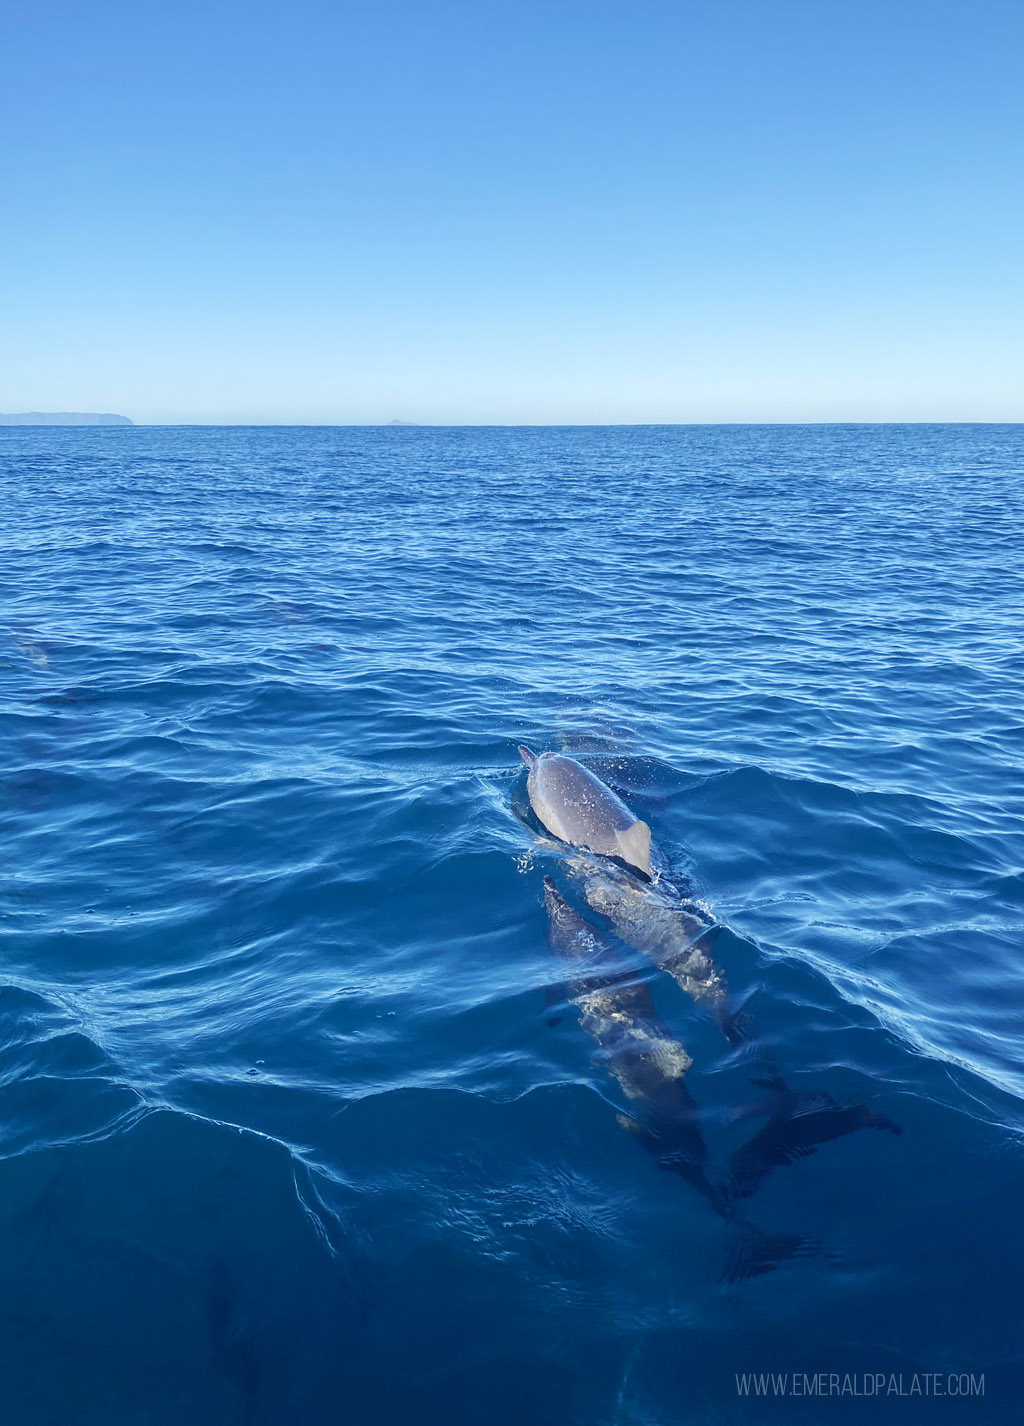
[579,866,730,1024]
[523,750,653,877]
[544,878,693,1103]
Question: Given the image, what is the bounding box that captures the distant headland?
[0,412,134,426]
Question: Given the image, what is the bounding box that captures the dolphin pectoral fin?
[518,745,538,768]
[615,819,652,877]
[861,1106,902,1136]
[727,1095,902,1201]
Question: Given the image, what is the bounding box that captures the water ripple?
[2,424,1023,1422]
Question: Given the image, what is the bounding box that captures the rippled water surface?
[2,424,1022,1423]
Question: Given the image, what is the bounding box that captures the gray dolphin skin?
[518,746,654,878]
[544,876,716,1208]
[543,876,817,1280]
[519,747,737,1035]
[575,859,735,1036]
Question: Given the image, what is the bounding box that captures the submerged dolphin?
[575,858,735,1037]
[516,748,745,1040]
[518,747,901,1199]
[544,875,711,1202]
[519,747,654,879]
[572,856,901,1191]
[727,1083,901,1200]
[543,876,816,1280]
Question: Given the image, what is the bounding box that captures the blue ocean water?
[1,423,1022,1424]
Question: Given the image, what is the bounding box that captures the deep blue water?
[1,424,1022,1424]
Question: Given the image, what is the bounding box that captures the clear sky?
[2,0,1021,424]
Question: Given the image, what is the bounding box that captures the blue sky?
[2,0,1021,423]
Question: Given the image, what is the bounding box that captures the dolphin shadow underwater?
[516,746,901,1275]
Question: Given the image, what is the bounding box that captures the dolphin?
[518,746,654,879]
[543,875,711,1202]
[516,746,901,1200]
[727,1083,901,1200]
[574,858,736,1037]
[571,856,901,1192]
[543,876,817,1280]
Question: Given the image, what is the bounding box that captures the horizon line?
[4,420,1023,429]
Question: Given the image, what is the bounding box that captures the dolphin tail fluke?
[721,1221,821,1284]
[517,745,538,768]
[727,1095,902,1201]
[615,819,652,878]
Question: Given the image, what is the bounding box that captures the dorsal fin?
[615,819,651,877]
[518,745,537,768]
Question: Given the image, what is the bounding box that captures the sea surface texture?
[1,424,1021,1424]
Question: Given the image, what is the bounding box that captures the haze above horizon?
[2,0,1021,425]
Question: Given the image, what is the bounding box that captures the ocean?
[1,423,1021,1424]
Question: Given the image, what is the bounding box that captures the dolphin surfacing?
[519,746,653,879]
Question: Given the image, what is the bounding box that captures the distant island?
[0,412,134,426]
